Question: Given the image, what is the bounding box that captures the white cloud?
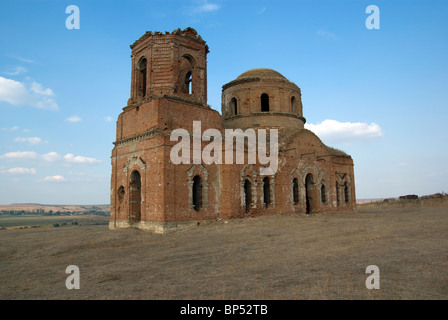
[64,153,101,164]
[4,66,28,76]
[1,126,19,132]
[30,81,54,96]
[0,151,101,165]
[14,136,48,145]
[66,115,82,122]
[305,119,383,144]
[8,167,36,175]
[0,151,38,160]
[42,152,61,162]
[0,76,58,110]
[105,116,114,122]
[43,175,66,182]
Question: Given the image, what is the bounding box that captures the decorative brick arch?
[187,164,209,210]
[336,172,352,205]
[318,171,330,205]
[240,164,258,209]
[260,174,275,208]
[123,156,147,222]
[290,168,303,205]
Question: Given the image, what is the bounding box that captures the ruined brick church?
[109,28,356,233]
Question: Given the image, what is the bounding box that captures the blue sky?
[0,0,447,204]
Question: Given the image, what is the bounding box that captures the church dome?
[221,68,306,131]
[236,68,288,81]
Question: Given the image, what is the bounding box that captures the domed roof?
[236,68,287,81]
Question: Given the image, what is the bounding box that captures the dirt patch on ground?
[1,205,447,299]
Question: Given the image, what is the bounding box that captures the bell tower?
[110,28,222,233]
[128,27,208,106]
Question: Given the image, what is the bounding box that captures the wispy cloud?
[0,151,102,165]
[0,76,58,110]
[305,119,382,144]
[185,0,220,15]
[66,115,82,122]
[4,66,28,76]
[259,7,266,14]
[105,116,114,122]
[1,126,19,132]
[0,151,38,160]
[6,54,36,64]
[316,29,338,41]
[14,136,48,145]
[7,167,36,175]
[42,175,66,182]
[63,153,102,165]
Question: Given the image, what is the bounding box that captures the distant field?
[0,203,447,300]
[0,203,109,214]
[0,215,109,229]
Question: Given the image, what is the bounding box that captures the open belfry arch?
[110,28,356,234]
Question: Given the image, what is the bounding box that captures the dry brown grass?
[0,204,447,300]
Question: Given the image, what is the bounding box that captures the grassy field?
[0,203,447,300]
[0,215,109,229]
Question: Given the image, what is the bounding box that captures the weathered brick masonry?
[109,28,356,233]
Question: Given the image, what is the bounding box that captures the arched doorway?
[244,179,252,213]
[305,173,315,214]
[129,170,141,222]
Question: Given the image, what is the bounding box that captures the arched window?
[244,179,251,213]
[261,93,269,112]
[292,178,299,205]
[185,71,192,95]
[344,182,349,203]
[336,182,340,205]
[305,173,314,214]
[180,55,194,95]
[231,97,238,115]
[291,96,296,113]
[263,177,270,208]
[192,175,202,211]
[321,184,326,203]
[138,58,147,97]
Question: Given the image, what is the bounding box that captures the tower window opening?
[261,93,269,112]
[138,58,147,97]
[185,71,192,95]
[291,96,296,113]
[231,97,237,115]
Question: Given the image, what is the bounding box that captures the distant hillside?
[0,204,110,216]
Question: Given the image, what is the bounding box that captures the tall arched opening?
[129,170,142,222]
